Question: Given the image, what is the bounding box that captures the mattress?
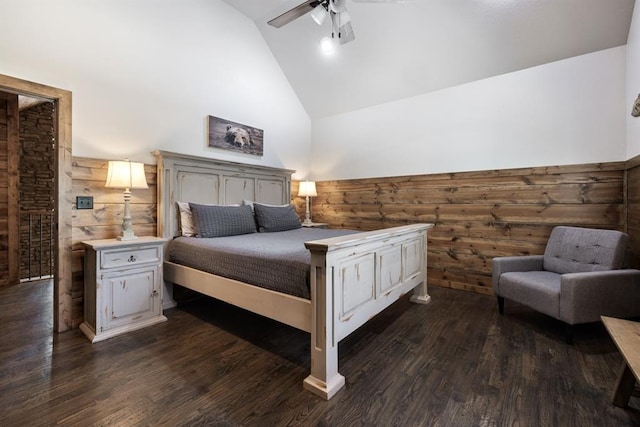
[167,228,359,299]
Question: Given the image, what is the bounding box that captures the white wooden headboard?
[154,151,295,239]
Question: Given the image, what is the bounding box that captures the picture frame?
[208,115,264,156]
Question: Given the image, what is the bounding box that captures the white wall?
[0,0,312,178]
[628,2,640,158]
[311,47,627,180]
[1,1,631,182]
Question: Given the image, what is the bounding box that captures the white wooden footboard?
[303,223,433,399]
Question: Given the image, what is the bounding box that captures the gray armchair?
[493,226,640,343]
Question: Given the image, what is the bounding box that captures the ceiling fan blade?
[268,0,322,28]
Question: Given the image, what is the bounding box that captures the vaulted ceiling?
[222,0,636,119]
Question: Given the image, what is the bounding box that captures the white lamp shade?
[298,181,317,197]
[105,160,149,189]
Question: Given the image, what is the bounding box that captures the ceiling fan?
[268,0,409,46]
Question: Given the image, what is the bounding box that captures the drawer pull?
[152,290,159,297]
[128,255,137,263]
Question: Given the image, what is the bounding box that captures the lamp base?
[117,235,138,241]
[119,191,137,241]
[304,195,313,225]
[118,228,137,241]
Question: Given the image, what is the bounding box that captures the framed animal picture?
[633,94,640,117]
[208,115,264,156]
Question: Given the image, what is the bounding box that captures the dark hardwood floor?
[1,280,639,426]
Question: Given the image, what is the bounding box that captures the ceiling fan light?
[330,0,347,14]
[311,6,327,26]
[320,36,334,52]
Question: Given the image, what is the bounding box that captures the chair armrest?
[560,269,640,324]
[492,255,544,290]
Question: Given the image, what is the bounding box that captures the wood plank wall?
[71,157,157,327]
[626,156,640,269]
[67,156,636,327]
[303,162,627,295]
[0,94,10,287]
[0,93,19,287]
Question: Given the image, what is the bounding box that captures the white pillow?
[176,201,196,237]
[177,201,239,236]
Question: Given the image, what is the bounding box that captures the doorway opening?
[19,98,56,283]
[0,74,73,333]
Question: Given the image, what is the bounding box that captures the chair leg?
[497,296,504,314]
[565,323,573,345]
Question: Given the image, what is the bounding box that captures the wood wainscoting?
[304,162,627,295]
[625,155,640,270]
[69,157,638,326]
[71,157,157,327]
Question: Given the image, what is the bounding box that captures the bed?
[155,151,433,399]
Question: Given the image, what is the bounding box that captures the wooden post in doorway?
[0,92,20,286]
[7,94,19,286]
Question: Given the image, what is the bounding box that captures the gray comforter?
[167,228,359,299]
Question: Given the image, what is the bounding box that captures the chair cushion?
[499,271,561,319]
[543,226,628,274]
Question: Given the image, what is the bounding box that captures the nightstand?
[80,236,167,343]
[302,222,329,229]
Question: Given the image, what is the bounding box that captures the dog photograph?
[208,115,264,156]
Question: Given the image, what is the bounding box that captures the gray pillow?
[253,203,302,232]
[242,200,288,212]
[189,203,256,238]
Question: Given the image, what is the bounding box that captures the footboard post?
[303,252,345,400]
[410,281,431,304]
[410,233,431,305]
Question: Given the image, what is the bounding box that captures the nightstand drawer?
[101,245,161,269]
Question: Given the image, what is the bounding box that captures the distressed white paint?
[378,246,403,294]
[80,237,167,343]
[339,253,375,316]
[305,223,431,399]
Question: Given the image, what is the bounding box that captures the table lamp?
[298,181,317,225]
[105,159,148,240]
